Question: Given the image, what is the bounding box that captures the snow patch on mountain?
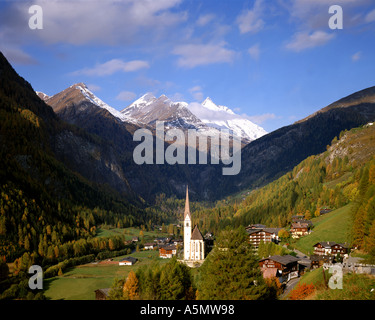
[188,97,268,141]
[73,83,140,125]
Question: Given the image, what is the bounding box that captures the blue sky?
[1,0,375,132]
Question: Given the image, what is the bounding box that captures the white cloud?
[1,46,38,65]
[169,92,185,102]
[247,113,277,125]
[196,14,216,27]
[116,91,137,101]
[351,51,361,61]
[286,0,368,29]
[72,59,149,76]
[188,102,277,125]
[86,84,101,92]
[285,30,335,52]
[248,44,260,60]
[236,0,264,34]
[3,0,187,46]
[189,86,204,101]
[188,102,238,122]
[365,9,375,23]
[173,42,236,68]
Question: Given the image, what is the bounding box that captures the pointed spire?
[184,185,191,220]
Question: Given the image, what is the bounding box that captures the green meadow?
[44,249,167,300]
[294,203,353,255]
[95,226,171,241]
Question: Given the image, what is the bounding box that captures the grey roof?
[95,288,110,296]
[191,225,204,240]
[260,255,299,266]
[246,228,281,235]
[246,224,267,229]
[159,244,177,250]
[120,256,138,263]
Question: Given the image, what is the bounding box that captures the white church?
[183,186,205,265]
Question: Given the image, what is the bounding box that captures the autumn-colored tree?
[288,283,315,300]
[58,267,63,276]
[264,277,283,297]
[278,229,290,240]
[305,210,312,220]
[123,270,140,300]
[369,164,375,185]
[314,207,321,218]
[108,239,115,251]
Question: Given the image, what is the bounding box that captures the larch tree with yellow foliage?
[123,270,140,300]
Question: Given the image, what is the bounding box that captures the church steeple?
[184,185,191,220]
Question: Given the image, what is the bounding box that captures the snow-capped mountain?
[39,83,267,143]
[198,97,268,141]
[40,83,141,126]
[121,93,207,130]
[121,94,267,141]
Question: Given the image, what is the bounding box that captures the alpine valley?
[2,50,375,301]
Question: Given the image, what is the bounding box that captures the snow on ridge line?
[74,84,140,125]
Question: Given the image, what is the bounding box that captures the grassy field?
[95,227,171,242]
[294,203,353,255]
[43,250,168,300]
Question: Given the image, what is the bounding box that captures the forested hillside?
[192,123,375,259]
[0,52,164,299]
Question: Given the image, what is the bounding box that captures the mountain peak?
[201,96,234,115]
[73,82,87,88]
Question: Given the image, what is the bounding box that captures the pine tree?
[159,257,192,300]
[198,227,271,300]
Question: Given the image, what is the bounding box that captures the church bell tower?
[183,185,191,260]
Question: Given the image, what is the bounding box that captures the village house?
[132,236,139,242]
[159,244,177,259]
[172,238,183,247]
[313,241,349,256]
[259,255,300,282]
[310,254,334,269]
[119,256,138,266]
[247,227,281,248]
[291,215,305,222]
[320,208,332,215]
[290,221,311,239]
[154,237,171,245]
[95,288,110,300]
[143,243,156,250]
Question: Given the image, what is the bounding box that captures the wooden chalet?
[247,227,281,248]
[310,254,334,269]
[320,208,332,215]
[290,221,311,239]
[95,288,110,300]
[259,255,300,281]
[313,241,348,256]
[159,245,177,259]
[291,215,305,222]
